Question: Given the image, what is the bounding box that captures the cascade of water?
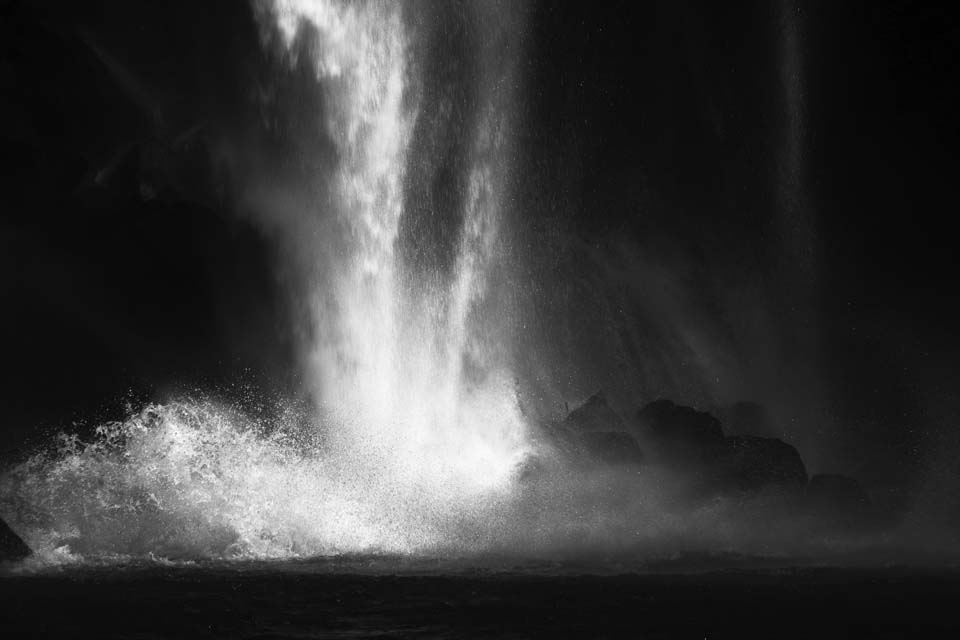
[0,0,533,563]
[266,0,530,499]
[270,0,415,446]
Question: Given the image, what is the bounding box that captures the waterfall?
[264,0,530,498]
[0,0,535,563]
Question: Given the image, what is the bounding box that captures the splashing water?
[4,2,944,570]
[0,1,533,563]
[0,401,527,561]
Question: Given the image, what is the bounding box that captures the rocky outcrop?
[722,401,776,437]
[1,517,31,562]
[633,399,726,467]
[807,474,870,509]
[563,391,626,432]
[804,474,876,529]
[634,399,807,493]
[554,396,876,520]
[550,392,643,467]
[579,430,644,466]
[717,435,808,491]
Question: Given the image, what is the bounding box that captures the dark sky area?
[1,1,958,513]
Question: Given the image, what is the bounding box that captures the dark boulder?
[564,391,626,432]
[722,401,776,437]
[579,430,644,466]
[553,393,643,467]
[633,399,726,466]
[717,435,808,491]
[633,400,810,494]
[1,517,31,562]
[805,474,877,529]
[807,474,870,509]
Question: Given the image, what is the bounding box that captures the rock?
[633,400,810,494]
[633,399,726,466]
[807,474,870,509]
[1,517,31,562]
[723,401,776,437]
[805,474,877,529]
[579,431,644,466]
[564,391,626,432]
[717,435,808,491]
[554,392,643,466]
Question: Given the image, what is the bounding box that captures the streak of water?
[0,1,533,562]
[266,0,529,502]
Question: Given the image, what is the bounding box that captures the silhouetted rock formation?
[634,399,808,494]
[564,391,625,432]
[550,392,643,467]
[634,399,726,466]
[722,401,776,437]
[805,474,877,529]
[0,517,31,562]
[717,435,808,491]
[580,431,644,466]
[545,394,885,529]
[807,474,870,510]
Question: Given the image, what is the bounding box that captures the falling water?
[0,0,535,562]
[262,0,531,505]
[267,0,529,497]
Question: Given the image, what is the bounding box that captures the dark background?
[1,1,958,515]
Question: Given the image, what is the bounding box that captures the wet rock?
[553,393,643,466]
[515,454,549,483]
[633,399,726,466]
[717,435,808,491]
[564,391,626,432]
[1,517,31,562]
[634,400,809,494]
[805,474,877,529]
[722,401,776,437]
[807,474,870,509]
[579,431,644,466]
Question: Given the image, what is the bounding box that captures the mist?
[2,0,959,570]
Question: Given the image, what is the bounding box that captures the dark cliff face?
[0,1,294,455]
